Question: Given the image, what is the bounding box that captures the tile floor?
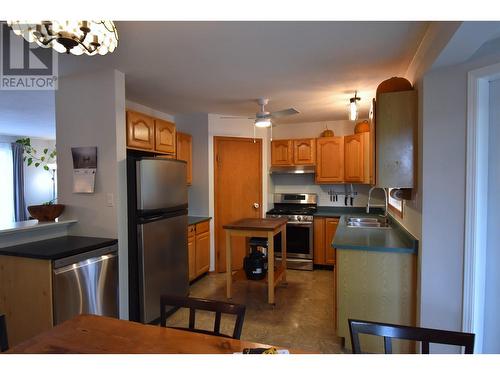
[165,269,344,353]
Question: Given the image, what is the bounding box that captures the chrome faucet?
[366,186,388,217]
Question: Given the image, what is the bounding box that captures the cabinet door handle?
[253,203,260,209]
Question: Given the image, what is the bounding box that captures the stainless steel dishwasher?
[52,244,118,325]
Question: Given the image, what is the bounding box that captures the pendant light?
[7,21,118,56]
[349,91,361,121]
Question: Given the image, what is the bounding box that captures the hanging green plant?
[15,137,57,171]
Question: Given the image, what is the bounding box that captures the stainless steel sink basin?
[346,216,392,229]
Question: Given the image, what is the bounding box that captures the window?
[0,143,14,225]
[388,188,403,218]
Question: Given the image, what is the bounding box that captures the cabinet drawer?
[195,220,210,234]
[188,225,196,237]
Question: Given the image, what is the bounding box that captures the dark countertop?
[313,206,384,217]
[0,236,118,260]
[332,214,418,254]
[188,216,211,226]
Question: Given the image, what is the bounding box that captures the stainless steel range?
[266,193,317,270]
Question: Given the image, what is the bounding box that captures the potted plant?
[16,137,64,222]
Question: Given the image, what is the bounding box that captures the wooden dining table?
[6,314,306,354]
[223,217,288,304]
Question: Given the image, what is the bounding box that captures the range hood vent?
[269,165,316,175]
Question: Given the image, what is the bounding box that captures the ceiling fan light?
[255,118,272,128]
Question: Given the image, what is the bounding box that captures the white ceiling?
[57,21,430,123]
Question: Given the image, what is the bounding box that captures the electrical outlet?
[106,193,114,207]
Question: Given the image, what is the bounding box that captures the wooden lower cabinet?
[188,230,196,281]
[0,255,53,347]
[195,231,210,276]
[313,217,339,266]
[188,219,211,281]
[325,218,338,265]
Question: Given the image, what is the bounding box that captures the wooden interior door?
[214,137,262,272]
[344,134,364,182]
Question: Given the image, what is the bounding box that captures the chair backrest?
[0,314,9,352]
[160,295,246,339]
[348,319,475,354]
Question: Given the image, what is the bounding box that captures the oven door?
[274,222,313,260]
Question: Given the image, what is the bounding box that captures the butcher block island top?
[223,217,288,231]
[223,217,288,305]
[8,314,306,354]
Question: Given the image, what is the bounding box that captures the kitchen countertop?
[313,206,384,217]
[0,219,77,235]
[188,216,211,226]
[332,214,418,254]
[0,235,118,260]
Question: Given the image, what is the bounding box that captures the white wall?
[0,135,56,211]
[420,38,500,352]
[483,78,500,353]
[56,69,128,319]
[125,100,175,123]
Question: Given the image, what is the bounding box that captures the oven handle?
[287,222,313,226]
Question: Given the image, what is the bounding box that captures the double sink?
[346,216,391,229]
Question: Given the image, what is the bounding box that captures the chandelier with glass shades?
[7,21,118,56]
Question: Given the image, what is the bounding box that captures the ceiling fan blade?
[219,116,256,119]
[270,108,300,118]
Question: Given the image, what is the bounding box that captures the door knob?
[253,203,260,209]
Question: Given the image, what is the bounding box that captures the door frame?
[463,61,500,353]
[213,136,263,273]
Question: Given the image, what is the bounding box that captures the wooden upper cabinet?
[271,140,293,166]
[293,139,316,165]
[155,119,176,154]
[316,136,344,184]
[344,134,364,182]
[126,111,155,150]
[176,132,193,185]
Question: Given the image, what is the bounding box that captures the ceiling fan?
[220,98,300,128]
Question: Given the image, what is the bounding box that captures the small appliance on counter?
[243,237,268,280]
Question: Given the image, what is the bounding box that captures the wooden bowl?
[28,204,65,222]
[354,120,370,133]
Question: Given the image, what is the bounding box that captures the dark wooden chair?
[348,319,475,354]
[0,313,9,352]
[160,295,246,339]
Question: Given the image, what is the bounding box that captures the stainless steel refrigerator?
[127,156,189,324]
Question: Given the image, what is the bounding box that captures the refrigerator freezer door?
[53,249,118,325]
[138,213,189,323]
[136,158,188,212]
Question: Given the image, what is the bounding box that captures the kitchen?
[1,19,498,359]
